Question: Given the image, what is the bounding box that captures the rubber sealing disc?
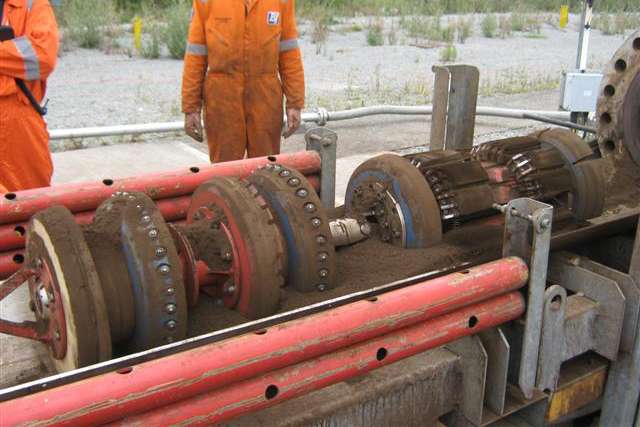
[188,177,286,319]
[538,128,605,220]
[248,164,337,293]
[26,206,111,372]
[119,193,187,351]
[345,154,442,248]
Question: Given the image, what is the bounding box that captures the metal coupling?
[329,218,371,247]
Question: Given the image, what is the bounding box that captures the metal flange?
[597,30,640,165]
[345,154,442,248]
[248,164,337,293]
[26,206,111,372]
[188,177,286,319]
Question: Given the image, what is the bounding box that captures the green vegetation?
[481,14,498,38]
[162,0,191,59]
[58,0,118,48]
[439,43,457,62]
[366,19,385,46]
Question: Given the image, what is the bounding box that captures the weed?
[388,21,398,45]
[456,17,473,43]
[366,19,385,46]
[309,7,330,54]
[511,12,526,31]
[141,24,162,59]
[499,16,512,38]
[481,14,498,38]
[61,0,117,49]
[439,43,457,62]
[163,0,191,59]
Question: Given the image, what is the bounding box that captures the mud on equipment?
[248,164,337,293]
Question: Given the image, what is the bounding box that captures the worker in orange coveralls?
[0,0,58,192]
[182,0,305,163]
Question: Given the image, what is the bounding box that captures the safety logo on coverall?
[267,11,280,25]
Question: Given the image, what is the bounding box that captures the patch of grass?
[480,67,561,96]
[60,0,118,49]
[366,19,385,46]
[439,43,457,62]
[141,24,162,59]
[499,16,512,38]
[388,21,399,45]
[456,17,473,43]
[310,12,330,54]
[162,0,190,59]
[481,14,498,38]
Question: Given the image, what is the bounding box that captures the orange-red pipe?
[0,257,527,426]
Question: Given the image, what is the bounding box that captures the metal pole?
[305,128,337,209]
[0,258,528,426]
[119,293,525,426]
[576,0,594,71]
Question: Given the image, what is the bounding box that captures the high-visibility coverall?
[0,0,58,192]
[182,0,305,163]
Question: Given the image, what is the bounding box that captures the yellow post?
[133,16,143,54]
[560,5,569,29]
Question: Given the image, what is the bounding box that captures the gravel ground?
[45,13,629,133]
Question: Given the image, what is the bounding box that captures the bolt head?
[317,252,329,262]
[155,247,167,258]
[148,228,159,239]
[136,204,144,210]
[272,164,282,171]
[165,303,177,314]
[288,178,301,187]
[158,264,171,275]
[221,251,233,261]
[226,285,236,294]
[317,284,327,292]
[166,287,175,296]
[141,215,152,224]
[318,269,329,278]
[311,218,322,228]
[166,320,177,330]
[316,235,327,245]
[304,203,317,213]
[296,189,309,198]
[540,217,551,229]
[279,170,291,177]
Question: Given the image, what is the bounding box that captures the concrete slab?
[52,140,210,184]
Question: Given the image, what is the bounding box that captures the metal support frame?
[305,127,337,209]
[576,0,594,71]
[430,65,480,151]
[502,198,553,399]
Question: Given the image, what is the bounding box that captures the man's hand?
[283,108,302,139]
[185,112,204,143]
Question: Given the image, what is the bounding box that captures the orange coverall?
[182,0,305,163]
[0,0,58,192]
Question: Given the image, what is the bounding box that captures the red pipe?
[0,250,23,278]
[119,292,525,426]
[0,257,527,426]
[0,196,193,252]
[0,173,321,252]
[0,151,321,225]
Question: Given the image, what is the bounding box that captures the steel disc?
[248,164,337,293]
[538,128,605,220]
[345,154,442,248]
[188,177,286,319]
[597,30,640,164]
[26,206,111,372]
[119,193,188,352]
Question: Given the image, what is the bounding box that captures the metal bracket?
[479,327,510,416]
[305,127,337,209]
[502,198,553,400]
[430,65,479,151]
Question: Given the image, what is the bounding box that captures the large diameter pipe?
[1,257,528,425]
[48,106,572,141]
[0,152,321,226]
[119,292,525,426]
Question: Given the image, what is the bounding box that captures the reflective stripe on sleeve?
[186,42,208,56]
[27,0,33,10]
[279,39,299,52]
[13,37,41,80]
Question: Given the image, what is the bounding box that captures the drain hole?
[460,270,470,275]
[267,156,277,162]
[600,112,612,124]
[117,367,133,374]
[13,254,24,264]
[102,179,114,186]
[4,193,16,201]
[551,294,562,311]
[190,167,200,173]
[604,85,615,97]
[615,59,627,72]
[14,226,26,236]
[376,347,388,361]
[468,315,478,328]
[604,140,616,152]
[367,297,378,302]
[634,37,640,51]
[265,384,279,400]
[254,329,267,335]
